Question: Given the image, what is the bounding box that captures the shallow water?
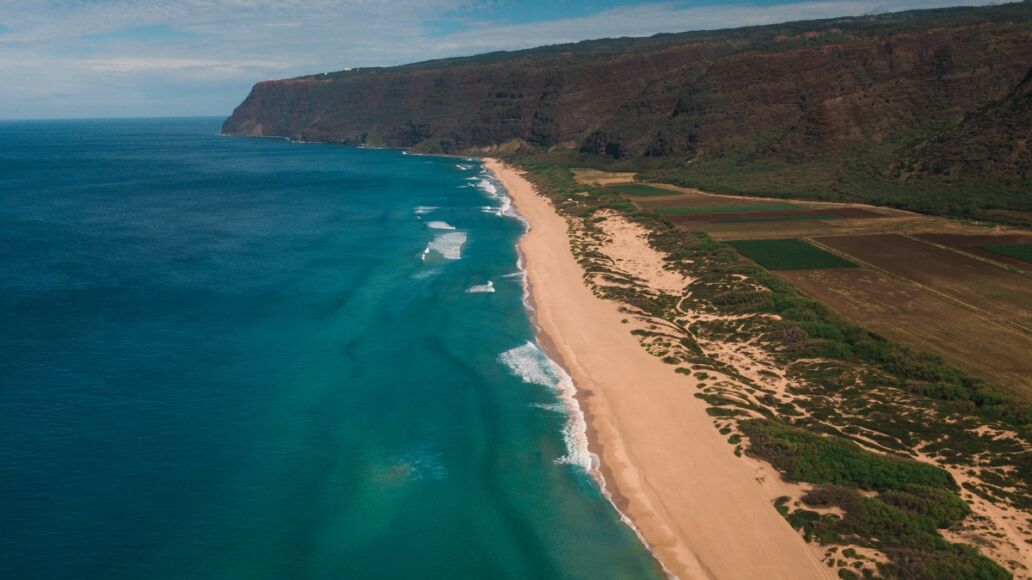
[0,118,661,579]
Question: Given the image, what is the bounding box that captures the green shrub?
[742,420,954,491]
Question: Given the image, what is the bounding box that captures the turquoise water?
[0,118,661,579]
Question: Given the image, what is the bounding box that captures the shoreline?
[515,242,671,577]
[485,158,831,579]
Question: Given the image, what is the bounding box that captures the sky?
[0,0,1003,119]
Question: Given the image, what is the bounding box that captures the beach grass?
[504,153,1032,577]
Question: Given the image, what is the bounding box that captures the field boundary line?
[901,234,1032,279]
[804,237,1032,338]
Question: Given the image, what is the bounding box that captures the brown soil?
[814,234,1032,334]
[777,267,1032,397]
[667,207,885,224]
[916,232,1032,271]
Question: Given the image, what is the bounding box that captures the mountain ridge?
[223,1,1032,221]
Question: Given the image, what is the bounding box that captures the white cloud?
[0,0,1005,118]
[425,0,1005,55]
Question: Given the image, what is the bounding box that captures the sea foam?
[466,281,495,294]
[498,342,593,471]
[424,231,466,260]
[476,179,498,196]
[475,177,521,220]
[426,221,456,230]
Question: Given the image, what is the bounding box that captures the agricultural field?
[578,171,1032,396]
[984,242,1032,264]
[667,207,883,225]
[778,266,1032,397]
[602,180,913,239]
[610,183,682,197]
[569,168,637,187]
[521,157,1032,575]
[814,234,1032,333]
[915,233,1032,271]
[656,203,801,216]
[726,239,857,270]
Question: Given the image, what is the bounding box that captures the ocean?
[0,118,661,579]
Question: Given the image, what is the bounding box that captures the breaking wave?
[474,177,521,220]
[423,231,466,260]
[497,342,593,471]
[466,281,495,294]
[476,179,498,196]
[426,221,455,230]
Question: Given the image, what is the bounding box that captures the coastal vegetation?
[744,421,1009,578]
[221,1,1032,573]
[507,154,1031,577]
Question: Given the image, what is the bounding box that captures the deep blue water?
[0,118,660,579]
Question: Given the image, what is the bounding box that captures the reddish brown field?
[668,207,884,225]
[814,234,1032,333]
[635,195,767,209]
[573,169,1032,397]
[915,233,1032,271]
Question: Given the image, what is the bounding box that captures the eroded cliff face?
[223,3,1032,181]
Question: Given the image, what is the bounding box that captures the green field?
[656,203,801,216]
[611,183,679,196]
[727,238,857,270]
[982,243,1032,264]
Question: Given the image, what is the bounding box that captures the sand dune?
[486,159,830,579]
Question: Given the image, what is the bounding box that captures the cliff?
[224,2,1032,219]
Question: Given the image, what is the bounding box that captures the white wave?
[476,179,498,197]
[497,195,514,217]
[426,221,455,230]
[455,163,473,171]
[414,206,437,216]
[515,250,531,310]
[473,176,524,221]
[498,342,593,471]
[499,342,555,387]
[466,281,495,294]
[425,231,466,260]
[501,224,669,575]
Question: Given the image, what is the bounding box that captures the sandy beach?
[486,159,830,579]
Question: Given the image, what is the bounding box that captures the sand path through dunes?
[486,160,830,579]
